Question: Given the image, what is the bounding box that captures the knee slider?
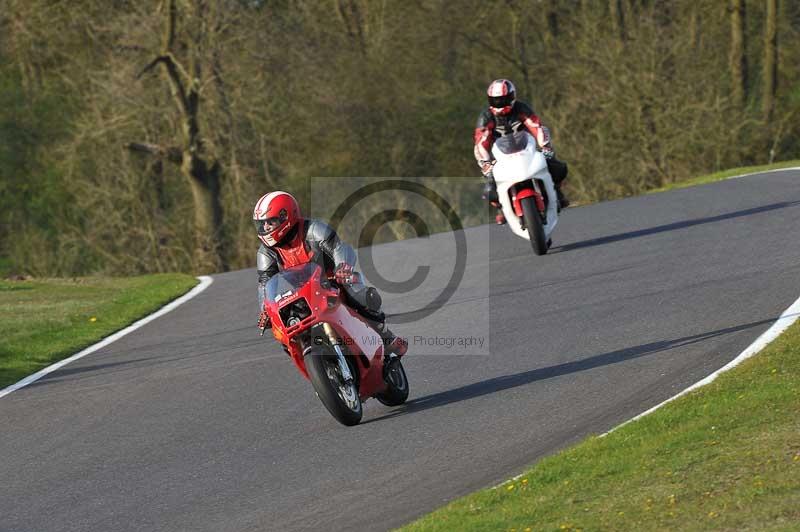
[366,287,382,312]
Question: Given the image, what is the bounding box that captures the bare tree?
[335,0,367,55]
[763,0,778,121]
[5,0,800,276]
[729,0,748,108]
[132,0,224,272]
[609,0,626,43]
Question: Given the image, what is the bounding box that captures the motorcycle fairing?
[265,263,388,398]
[491,131,559,240]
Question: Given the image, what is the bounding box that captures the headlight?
[279,298,312,327]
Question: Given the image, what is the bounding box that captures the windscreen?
[494,131,530,155]
[265,263,319,305]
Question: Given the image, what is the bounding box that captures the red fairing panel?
[512,188,536,217]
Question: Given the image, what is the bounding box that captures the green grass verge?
[0,274,198,389]
[0,257,11,278]
[400,320,800,531]
[649,159,800,194]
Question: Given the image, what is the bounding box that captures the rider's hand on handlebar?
[334,263,356,286]
[257,310,270,335]
[479,159,496,177]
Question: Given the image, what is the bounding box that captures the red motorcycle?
[263,263,409,426]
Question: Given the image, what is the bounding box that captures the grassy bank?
[0,274,198,390]
[649,160,800,194]
[401,318,800,531]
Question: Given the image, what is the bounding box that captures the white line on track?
[0,275,213,399]
[725,166,800,180]
[491,296,800,489]
[602,300,800,436]
[599,166,800,434]
[492,165,800,487]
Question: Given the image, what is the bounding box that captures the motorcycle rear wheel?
[305,347,363,426]
[375,358,409,406]
[520,196,548,256]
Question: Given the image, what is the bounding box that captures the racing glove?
[479,159,495,178]
[257,309,270,335]
[334,263,356,286]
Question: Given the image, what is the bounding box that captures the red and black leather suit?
[473,101,568,201]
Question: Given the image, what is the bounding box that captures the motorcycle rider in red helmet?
[253,191,407,357]
[474,79,569,225]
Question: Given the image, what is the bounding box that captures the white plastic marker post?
[0,276,213,399]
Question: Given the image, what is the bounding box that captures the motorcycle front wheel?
[305,347,363,426]
[520,196,548,256]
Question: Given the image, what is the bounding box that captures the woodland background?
[1,0,798,275]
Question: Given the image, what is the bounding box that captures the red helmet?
[487,79,516,116]
[253,191,301,247]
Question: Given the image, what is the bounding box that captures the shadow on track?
[363,317,777,424]
[553,201,800,253]
[1,358,155,391]
[26,327,273,388]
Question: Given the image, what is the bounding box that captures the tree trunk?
[729,0,748,108]
[185,156,223,271]
[508,5,532,97]
[335,0,367,55]
[143,0,225,272]
[762,0,778,121]
[688,5,699,49]
[609,0,626,43]
[546,8,559,40]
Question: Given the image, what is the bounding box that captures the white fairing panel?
[491,132,559,240]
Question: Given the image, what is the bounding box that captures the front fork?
[322,322,354,383]
[511,182,546,218]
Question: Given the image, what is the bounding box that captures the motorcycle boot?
[546,158,570,210]
[556,185,570,210]
[482,173,506,224]
[376,321,408,358]
[344,283,407,358]
[481,176,499,204]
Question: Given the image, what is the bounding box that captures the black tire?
[305,347,363,426]
[520,196,548,256]
[375,359,409,406]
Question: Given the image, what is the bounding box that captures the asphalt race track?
[2,170,799,532]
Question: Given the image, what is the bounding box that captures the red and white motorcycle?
[492,130,559,255]
[263,263,409,426]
